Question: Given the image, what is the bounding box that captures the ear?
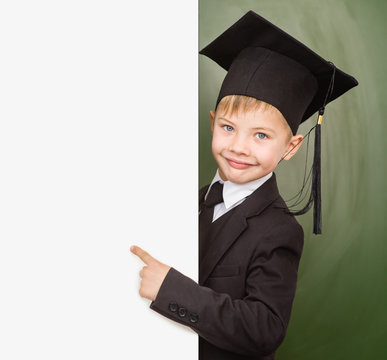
[209,110,215,133]
[282,134,304,161]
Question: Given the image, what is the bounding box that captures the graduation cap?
[199,10,359,234]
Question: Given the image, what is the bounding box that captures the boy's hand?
[130,245,171,301]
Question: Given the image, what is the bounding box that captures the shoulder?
[199,184,210,205]
[246,195,304,255]
[199,184,210,196]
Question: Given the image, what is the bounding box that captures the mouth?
[225,157,255,169]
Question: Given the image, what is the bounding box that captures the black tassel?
[285,113,322,234]
[312,109,323,234]
[284,62,336,235]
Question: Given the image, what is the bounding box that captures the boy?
[131,10,358,360]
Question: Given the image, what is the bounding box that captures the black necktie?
[204,182,224,208]
[199,182,224,262]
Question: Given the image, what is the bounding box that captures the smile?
[226,157,254,169]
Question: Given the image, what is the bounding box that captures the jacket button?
[178,307,187,317]
[168,302,178,312]
[189,313,199,323]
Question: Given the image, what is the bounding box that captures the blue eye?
[256,133,267,139]
[223,125,234,132]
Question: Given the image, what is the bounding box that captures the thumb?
[130,245,156,265]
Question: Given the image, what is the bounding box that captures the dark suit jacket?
[150,173,304,359]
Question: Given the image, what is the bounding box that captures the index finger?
[130,245,155,265]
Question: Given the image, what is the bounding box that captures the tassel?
[312,109,323,234]
[284,62,336,235]
[286,111,322,234]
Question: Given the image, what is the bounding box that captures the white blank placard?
[0,1,198,359]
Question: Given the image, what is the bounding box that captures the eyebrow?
[217,117,236,126]
[252,127,276,134]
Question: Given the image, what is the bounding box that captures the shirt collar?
[206,170,273,209]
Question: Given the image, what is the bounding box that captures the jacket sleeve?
[149,222,303,357]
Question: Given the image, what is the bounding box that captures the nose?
[229,133,250,156]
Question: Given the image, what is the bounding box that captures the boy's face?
[210,105,302,184]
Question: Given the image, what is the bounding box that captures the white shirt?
[205,170,273,222]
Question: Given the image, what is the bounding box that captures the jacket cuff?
[149,267,200,328]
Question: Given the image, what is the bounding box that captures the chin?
[222,171,251,184]
[226,168,271,184]
[227,175,246,184]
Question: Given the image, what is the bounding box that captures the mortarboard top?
[199,10,359,134]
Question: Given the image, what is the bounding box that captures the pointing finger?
[130,245,155,265]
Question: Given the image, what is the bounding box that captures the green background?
[199,0,387,359]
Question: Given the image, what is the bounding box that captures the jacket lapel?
[199,173,281,285]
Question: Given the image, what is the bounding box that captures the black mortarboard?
[199,10,359,234]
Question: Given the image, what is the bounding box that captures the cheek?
[253,144,282,167]
[211,131,225,153]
